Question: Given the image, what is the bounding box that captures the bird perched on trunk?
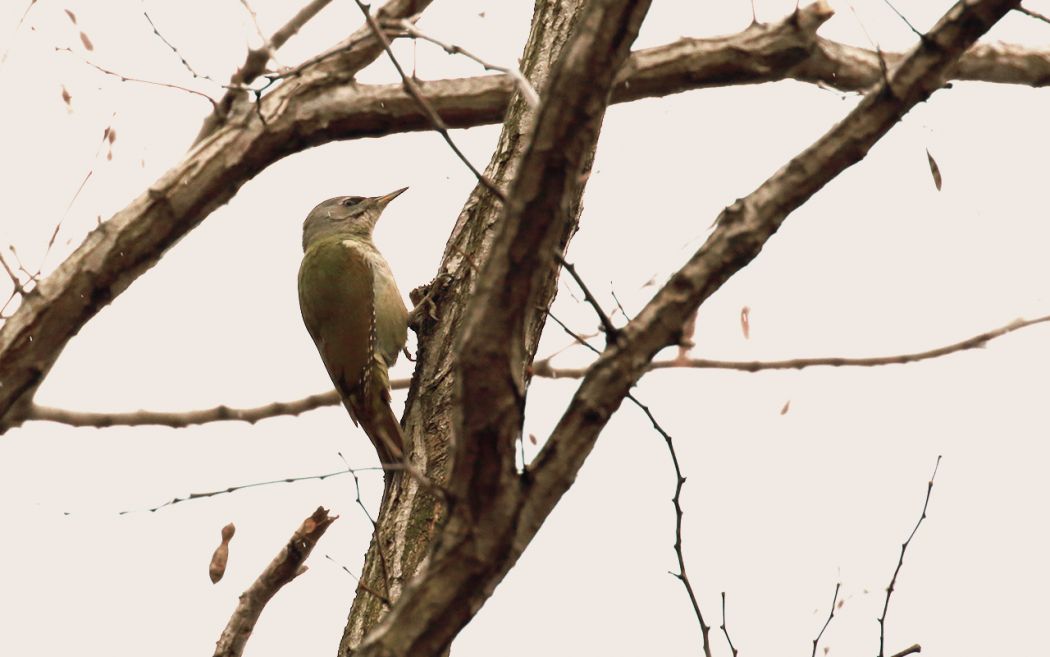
[298,188,409,468]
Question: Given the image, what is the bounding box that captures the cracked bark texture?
[338,0,593,651]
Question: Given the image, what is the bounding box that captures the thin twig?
[1017,4,1050,24]
[881,0,924,38]
[0,0,36,66]
[114,464,382,514]
[55,47,218,108]
[635,390,711,657]
[548,310,712,657]
[392,19,539,108]
[0,252,28,318]
[238,0,272,53]
[27,313,1050,429]
[812,582,841,657]
[554,253,620,343]
[324,554,391,606]
[342,451,393,600]
[720,592,739,657]
[141,9,220,83]
[351,0,506,202]
[878,456,941,657]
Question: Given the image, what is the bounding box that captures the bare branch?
[23,312,1048,430]
[55,47,218,108]
[2,2,1043,433]
[141,10,219,84]
[115,463,381,514]
[812,582,841,657]
[0,0,37,66]
[351,0,506,202]
[1017,4,1050,25]
[393,18,540,108]
[528,0,1021,519]
[28,390,341,429]
[878,456,941,657]
[540,313,1050,376]
[194,0,417,143]
[645,394,710,657]
[720,592,739,657]
[213,506,337,657]
[554,253,620,343]
[324,554,391,606]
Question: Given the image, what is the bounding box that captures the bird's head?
[302,187,407,251]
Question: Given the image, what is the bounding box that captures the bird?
[298,188,410,469]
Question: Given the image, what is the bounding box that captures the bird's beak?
[375,187,409,207]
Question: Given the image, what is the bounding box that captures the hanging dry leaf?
[208,522,236,583]
[780,400,791,415]
[64,9,77,24]
[79,31,94,51]
[60,85,72,107]
[740,306,751,340]
[107,127,116,144]
[926,148,942,191]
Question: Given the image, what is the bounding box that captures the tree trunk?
[338,1,593,651]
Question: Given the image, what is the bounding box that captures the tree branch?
[348,2,654,656]
[21,312,1047,429]
[526,0,1020,523]
[2,2,1043,432]
[213,506,337,657]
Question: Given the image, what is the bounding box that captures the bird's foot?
[408,272,452,330]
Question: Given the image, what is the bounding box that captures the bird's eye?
[342,197,364,207]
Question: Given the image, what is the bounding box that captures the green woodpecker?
[298,188,409,466]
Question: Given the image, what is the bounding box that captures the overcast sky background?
[1,1,1049,656]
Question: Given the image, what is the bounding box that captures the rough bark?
[342,1,654,656]
[0,3,1046,433]
[345,0,1018,655]
[338,0,594,651]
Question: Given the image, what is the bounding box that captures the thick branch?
[194,0,428,143]
[213,507,337,657]
[526,0,1019,530]
[347,2,653,656]
[1,4,1044,431]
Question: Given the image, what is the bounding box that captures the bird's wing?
[298,239,376,405]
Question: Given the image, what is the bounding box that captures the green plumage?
[297,190,409,466]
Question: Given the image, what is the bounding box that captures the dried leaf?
[740,306,751,340]
[926,148,942,191]
[64,9,77,24]
[107,127,116,144]
[208,522,236,583]
[837,599,844,609]
[60,85,72,107]
[528,433,537,445]
[780,400,791,415]
[79,30,93,51]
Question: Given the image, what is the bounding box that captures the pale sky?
[1,1,1049,656]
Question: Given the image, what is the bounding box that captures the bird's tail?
[347,391,405,468]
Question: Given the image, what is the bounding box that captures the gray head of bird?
[302,187,407,251]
